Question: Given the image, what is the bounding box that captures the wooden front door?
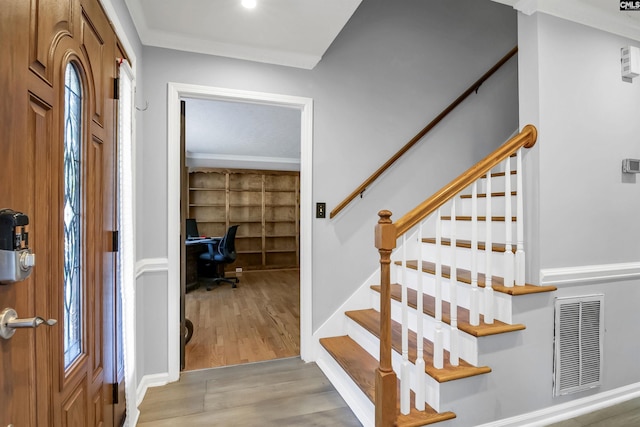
[0,0,125,425]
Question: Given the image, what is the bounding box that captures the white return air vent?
[553,295,604,397]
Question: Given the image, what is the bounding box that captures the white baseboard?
[136,372,172,407]
[135,257,169,279]
[478,382,640,427]
[123,410,139,427]
[310,268,379,360]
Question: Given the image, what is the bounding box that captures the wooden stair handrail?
[330,46,519,219]
[394,124,537,237]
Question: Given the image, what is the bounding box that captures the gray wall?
[138,0,518,376]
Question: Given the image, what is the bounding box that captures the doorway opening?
[166,83,313,382]
[182,98,301,370]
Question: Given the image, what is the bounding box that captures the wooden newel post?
[375,210,397,427]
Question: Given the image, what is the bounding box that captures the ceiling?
[125,0,640,71]
[184,98,301,171]
[493,0,640,41]
[125,0,363,69]
[124,0,640,170]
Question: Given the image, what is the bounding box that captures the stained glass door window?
[63,63,83,369]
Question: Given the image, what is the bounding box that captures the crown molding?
[492,0,640,42]
[186,152,300,171]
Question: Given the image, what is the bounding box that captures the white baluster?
[449,199,459,366]
[484,172,494,324]
[434,209,444,369]
[503,158,514,288]
[400,234,410,415]
[415,222,426,410]
[470,182,480,326]
[515,148,526,286]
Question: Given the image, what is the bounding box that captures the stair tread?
[422,237,514,253]
[371,284,525,337]
[459,191,517,199]
[320,336,457,426]
[346,309,491,382]
[441,215,516,221]
[398,260,557,296]
[483,170,517,178]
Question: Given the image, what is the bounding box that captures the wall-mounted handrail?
[330,46,518,220]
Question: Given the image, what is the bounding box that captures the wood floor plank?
[185,269,300,370]
[547,397,640,427]
[138,358,361,426]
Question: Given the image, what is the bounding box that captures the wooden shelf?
[189,187,224,191]
[188,168,300,270]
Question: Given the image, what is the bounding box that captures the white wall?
[137,0,519,377]
[508,11,640,424]
[532,15,640,269]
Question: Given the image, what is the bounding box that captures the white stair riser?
[419,243,514,279]
[440,219,517,243]
[457,196,516,217]
[474,173,517,194]
[370,288,480,365]
[387,267,514,323]
[345,316,444,412]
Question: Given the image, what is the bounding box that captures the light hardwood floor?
[137,357,362,426]
[185,269,300,370]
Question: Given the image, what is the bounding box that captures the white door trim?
[166,82,313,381]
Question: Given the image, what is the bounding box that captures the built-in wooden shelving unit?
[188,168,300,271]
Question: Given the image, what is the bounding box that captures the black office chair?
[198,225,239,290]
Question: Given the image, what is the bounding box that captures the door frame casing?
[166,82,313,381]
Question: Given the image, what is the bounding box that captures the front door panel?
[1,0,124,425]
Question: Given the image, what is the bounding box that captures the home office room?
[179,97,302,371]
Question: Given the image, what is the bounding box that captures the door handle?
[0,307,57,340]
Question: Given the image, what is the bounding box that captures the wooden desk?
[185,239,216,292]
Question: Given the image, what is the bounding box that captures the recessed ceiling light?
[241,0,256,9]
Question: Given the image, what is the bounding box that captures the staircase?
[317,126,557,426]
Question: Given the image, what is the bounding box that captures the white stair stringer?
[316,346,374,427]
[311,268,381,360]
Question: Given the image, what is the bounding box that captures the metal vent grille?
[553,295,604,397]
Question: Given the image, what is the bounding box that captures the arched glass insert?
[63,63,83,369]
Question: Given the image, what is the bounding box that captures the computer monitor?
[186,218,200,239]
